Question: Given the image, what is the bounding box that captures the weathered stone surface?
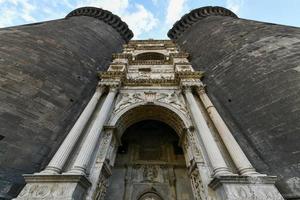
[170,9,300,199]
[0,12,130,198]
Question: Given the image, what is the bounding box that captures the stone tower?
[168,6,300,199]
[0,5,299,200]
[0,7,132,199]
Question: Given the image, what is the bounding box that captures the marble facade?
[14,40,284,200]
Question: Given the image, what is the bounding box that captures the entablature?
[100,40,204,88]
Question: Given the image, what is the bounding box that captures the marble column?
[196,86,258,175]
[87,127,115,200]
[42,86,105,174]
[184,87,232,176]
[68,86,118,175]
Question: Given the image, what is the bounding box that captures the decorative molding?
[176,71,204,79]
[94,171,109,200]
[168,6,238,40]
[190,168,207,200]
[125,40,177,49]
[209,176,278,189]
[16,174,91,199]
[170,52,189,58]
[113,53,132,59]
[129,59,171,65]
[123,78,177,86]
[66,7,133,42]
[113,91,188,116]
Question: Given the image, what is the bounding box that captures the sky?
[0,0,300,39]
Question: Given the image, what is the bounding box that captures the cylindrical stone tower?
[0,7,132,199]
[168,6,300,199]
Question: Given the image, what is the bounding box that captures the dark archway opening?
[118,120,183,160]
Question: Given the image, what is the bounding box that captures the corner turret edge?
[167,6,237,40]
[66,7,134,42]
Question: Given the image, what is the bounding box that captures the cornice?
[175,71,204,79]
[168,6,238,40]
[112,53,132,59]
[123,78,177,86]
[124,40,177,50]
[170,53,189,58]
[129,60,171,65]
[66,7,133,42]
[98,71,125,80]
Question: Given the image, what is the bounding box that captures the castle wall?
[169,7,300,199]
[0,9,132,198]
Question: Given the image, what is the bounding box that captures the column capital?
[195,85,206,95]
[182,85,193,93]
[108,85,119,93]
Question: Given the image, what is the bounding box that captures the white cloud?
[165,0,187,26]
[123,4,158,38]
[152,0,159,6]
[77,0,158,39]
[0,0,158,38]
[76,0,129,15]
[226,0,244,14]
[0,8,15,27]
[0,0,36,28]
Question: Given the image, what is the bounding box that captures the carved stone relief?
[143,165,159,182]
[224,184,284,200]
[16,182,85,200]
[114,93,144,113]
[97,131,113,163]
[187,130,204,163]
[113,91,188,115]
[190,168,207,200]
[156,91,188,113]
[94,173,109,200]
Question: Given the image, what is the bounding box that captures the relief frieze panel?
[113,91,189,116]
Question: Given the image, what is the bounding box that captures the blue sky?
[0,0,300,39]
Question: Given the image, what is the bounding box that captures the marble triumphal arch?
[14,40,284,200]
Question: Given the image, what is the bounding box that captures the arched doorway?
[105,120,194,200]
[138,191,163,200]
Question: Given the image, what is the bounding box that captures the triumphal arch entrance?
[15,40,284,200]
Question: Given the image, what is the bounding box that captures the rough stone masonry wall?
[0,14,128,198]
[170,9,300,199]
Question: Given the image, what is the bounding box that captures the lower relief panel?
[105,120,195,200]
[105,165,194,200]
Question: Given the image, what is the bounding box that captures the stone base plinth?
[14,174,91,200]
[209,176,284,200]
